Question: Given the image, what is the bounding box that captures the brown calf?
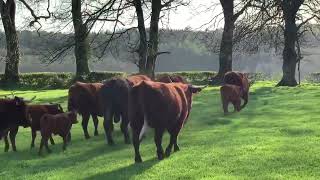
[28,104,64,148]
[39,111,78,155]
[220,84,243,114]
[223,71,249,109]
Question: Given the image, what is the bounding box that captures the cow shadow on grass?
[83,159,158,180]
[0,139,134,178]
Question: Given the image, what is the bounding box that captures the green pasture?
[1,81,320,179]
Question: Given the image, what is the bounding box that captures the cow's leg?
[165,127,179,157]
[38,137,45,155]
[9,127,18,152]
[62,135,67,151]
[82,113,90,139]
[44,137,51,153]
[222,98,229,115]
[241,92,249,109]
[154,128,165,160]
[31,129,36,148]
[132,127,142,163]
[49,135,55,145]
[4,134,9,152]
[92,115,99,136]
[120,113,130,144]
[234,99,241,112]
[103,107,115,145]
[131,118,144,163]
[67,132,71,143]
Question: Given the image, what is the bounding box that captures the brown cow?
[0,96,32,152]
[220,84,243,114]
[68,82,103,139]
[28,104,64,148]
[157,75,187,84]
[100,74,151,145]
[223,71,249,109]
[38,111,78,155]
[129,81,204,163]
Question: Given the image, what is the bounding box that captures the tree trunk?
[146,0,161,79]
[277,0,303,87]
[212,0,235,85]
[72,0,90,77]
[133,0,148,74]
[0,0,20,83]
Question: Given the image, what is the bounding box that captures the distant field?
[1,82,320,179]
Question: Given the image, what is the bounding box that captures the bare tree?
[205,0,254,84]
[131,0,188,78]
[0,0,51,83]
[256,0,320,86]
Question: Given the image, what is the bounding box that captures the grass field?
[1,81,320,179]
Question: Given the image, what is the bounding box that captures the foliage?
[0,72,126,89]
[1,82,320,179]
[0,71,269,89]
[306,73,320,83]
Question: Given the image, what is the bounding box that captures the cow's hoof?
[30,144,35,148]
[12,148,17,152]
[4,148,8,152]
[135,156,142,163]
[174,145,180,152]
[85,135,90,139]
[157,152,164,160]
[165,148,171,157]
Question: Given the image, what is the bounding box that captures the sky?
[14,0,223,33]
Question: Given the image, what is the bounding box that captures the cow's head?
[50,103,64,114]
[184,84,207,111]
[14,96,32,128]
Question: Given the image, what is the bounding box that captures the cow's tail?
[139,116,149,142]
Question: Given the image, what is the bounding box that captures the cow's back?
[127,75,151,86]
[157,75,187,84]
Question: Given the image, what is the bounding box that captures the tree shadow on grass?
[83,159,158,180]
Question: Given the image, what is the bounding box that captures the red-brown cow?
[28,104,64,148]
[68,82,103,139]
[129,81,204,163]
[0,96,32,152]
[100,75,151,145]
[157,75,187,84]
[39,111,78,155]
[220,84,243,114]
[223,71,250,109]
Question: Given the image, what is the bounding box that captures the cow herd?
[0,72,249,163]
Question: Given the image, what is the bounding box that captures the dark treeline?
[0,29,320,80]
